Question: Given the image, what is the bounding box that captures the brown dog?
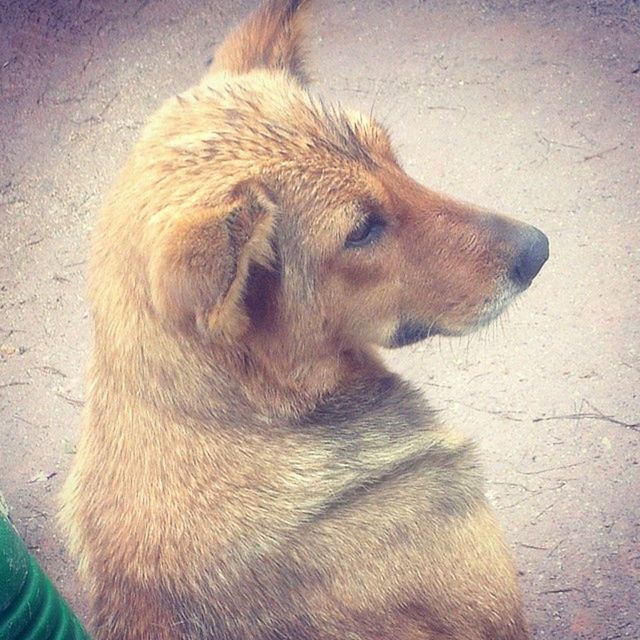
[60,1,548,638]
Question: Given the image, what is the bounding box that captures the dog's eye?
[345,214,386,248]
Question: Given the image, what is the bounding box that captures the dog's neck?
[91,299,382,426]
[212,273,390,419]
[225,331,386,419]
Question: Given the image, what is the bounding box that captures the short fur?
[60,1,548,638]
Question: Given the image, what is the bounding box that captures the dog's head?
[130,0,548,358]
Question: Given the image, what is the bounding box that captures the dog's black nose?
[509,226,549,288]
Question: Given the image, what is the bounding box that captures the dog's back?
[60,1,546,638]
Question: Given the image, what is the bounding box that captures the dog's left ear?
[149,182,277,339]
[208,0,311,85]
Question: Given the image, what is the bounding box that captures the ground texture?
[1,1,639,638]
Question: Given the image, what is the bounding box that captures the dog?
[60,1,548,638]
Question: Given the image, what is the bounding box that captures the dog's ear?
[149,182,277,339]
[209,0,311,84]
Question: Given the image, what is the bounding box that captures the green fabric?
[0,513,90,640]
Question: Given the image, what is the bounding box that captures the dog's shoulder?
[294,374,485,518]
[299,374,432,434]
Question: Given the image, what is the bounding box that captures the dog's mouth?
[387,321,436,348]
[387,319,468,347]
[387,284,524,349]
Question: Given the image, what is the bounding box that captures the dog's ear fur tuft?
[209,0,311,84]
[149,182,278,339]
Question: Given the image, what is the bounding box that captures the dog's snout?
[509,226,549,288]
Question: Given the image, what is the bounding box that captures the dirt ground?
[1,1,639,638]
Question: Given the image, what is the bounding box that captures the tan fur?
[60,1,548,638]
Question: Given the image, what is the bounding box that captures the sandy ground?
[1,1,639,637]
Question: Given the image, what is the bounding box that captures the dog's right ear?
[208,0,311,84]
[149,182,277,340]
